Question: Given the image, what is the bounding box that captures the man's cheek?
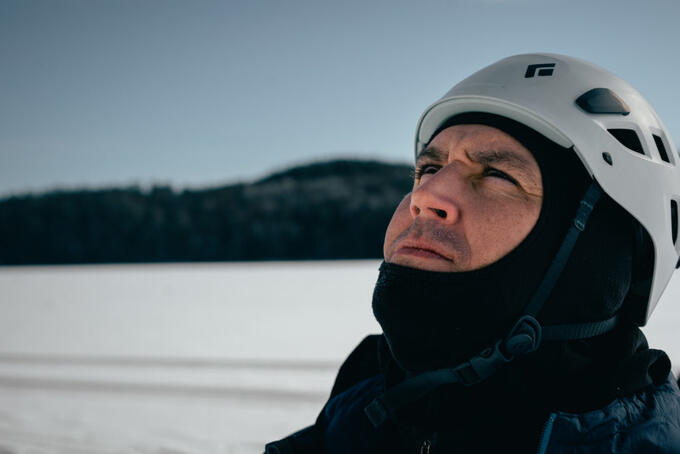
[383,194,413,259]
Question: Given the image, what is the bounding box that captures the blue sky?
[1,0,679,196]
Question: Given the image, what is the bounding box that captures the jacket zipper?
[420,439,431,454]
[536,412,557,454]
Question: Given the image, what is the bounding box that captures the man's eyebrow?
[469,148,532,169]
[468,148,539,185]
[416,146,447,163]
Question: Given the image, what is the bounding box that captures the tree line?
[0,159,413,265]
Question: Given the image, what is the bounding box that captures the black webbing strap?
[524,181,603,317]
[542,314,618,341]
[526,181,620,341]
[365,368,464,426]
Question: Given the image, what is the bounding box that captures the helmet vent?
[672,200,678,245]
[607,129,644,155]
[575,88,630,115]
[652,134,672,164]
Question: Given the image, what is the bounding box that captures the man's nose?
[409,168,461,223]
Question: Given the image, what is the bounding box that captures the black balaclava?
[372,112,637,375]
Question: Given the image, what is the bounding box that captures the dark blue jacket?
[265,335,680,453]
[267,373,680,453]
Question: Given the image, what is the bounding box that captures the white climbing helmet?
[415,53,679,325]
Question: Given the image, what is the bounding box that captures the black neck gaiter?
[372,258,538,373]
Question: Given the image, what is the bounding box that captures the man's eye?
[484,167,518,185]
[414,165,440,179]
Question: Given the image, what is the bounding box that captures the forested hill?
[0,159,413,265]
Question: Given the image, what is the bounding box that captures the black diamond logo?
[525,63,556,78]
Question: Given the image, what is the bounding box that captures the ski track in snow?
[0,260,677,452]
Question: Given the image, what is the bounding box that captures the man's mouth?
[394,240,454,262]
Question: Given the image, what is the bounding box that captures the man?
[265,54,680,453]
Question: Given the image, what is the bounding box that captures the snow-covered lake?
[0,260,678,453]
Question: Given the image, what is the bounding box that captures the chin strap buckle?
[504,315,542,356]
[456,339,511,386]
[456,315,542,386]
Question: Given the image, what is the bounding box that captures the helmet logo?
[525,63,556,78]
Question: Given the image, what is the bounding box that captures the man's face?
[384,124,543,272]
